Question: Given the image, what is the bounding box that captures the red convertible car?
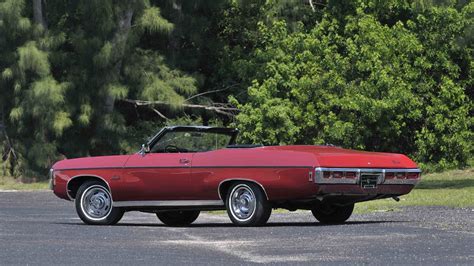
[51,126,421,226]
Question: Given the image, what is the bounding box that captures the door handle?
[179,158,190,164]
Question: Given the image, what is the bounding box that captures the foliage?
[234,2,473,170]
[0,0,472,178]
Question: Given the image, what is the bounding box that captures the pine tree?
[0,0,70,177]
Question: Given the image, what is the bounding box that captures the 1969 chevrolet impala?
[51,126,421,226]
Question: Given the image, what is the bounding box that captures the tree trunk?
[104,7,134,113]
[168,0,183,65]
[33,0,47,29]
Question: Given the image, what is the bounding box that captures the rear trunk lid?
[266,145,418,169]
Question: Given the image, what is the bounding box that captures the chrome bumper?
[314,167,422,186]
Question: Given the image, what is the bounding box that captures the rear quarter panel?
[191,148,317,200]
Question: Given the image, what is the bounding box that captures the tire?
[75,181,124,225]
[226,182,271,226]
[311,203,354,224]
[156,210,200,226]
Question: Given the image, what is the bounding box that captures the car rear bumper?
[314,167,421,184]
[312,167,420,197]
[315,184,414,196]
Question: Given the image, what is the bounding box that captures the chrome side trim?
[113,200,224,207]
[315,167,421,185]
[66,174,113,201]
[384,169,422,173]
[56,165,313,171]
[218,178,269,200]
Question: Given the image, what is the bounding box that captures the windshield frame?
[146,126,238,153]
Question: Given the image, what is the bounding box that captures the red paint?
[52,145,420,202]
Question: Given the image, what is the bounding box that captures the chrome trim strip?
[384,169,422,173]
[66,174,113,201]
[56,165,313,171]
[218,178,269,200]
[113,200,224,207]
[315,167,421,185]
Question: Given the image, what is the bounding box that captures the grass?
[355,168,474,213]
[0,176,49,190]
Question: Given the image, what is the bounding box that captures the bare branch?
[308,0,327,11]
[121,99,239,117]
[1,124,17,160]
[184,83,240,102]
[309,0,315,12]
[151,107,169,120]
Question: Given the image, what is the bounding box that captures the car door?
[119,152,194,201]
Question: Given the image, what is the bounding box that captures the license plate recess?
[360,173,379,189]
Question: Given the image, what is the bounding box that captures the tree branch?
[151,107,169,120]
[122,99,239,117]
[308,0,327,11]
[184,83,240,102]
[309,0,315,12]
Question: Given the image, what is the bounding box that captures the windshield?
[150,131,233,153]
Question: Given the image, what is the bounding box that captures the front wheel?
[311,203,354,224]
[156,210,200,226]
[226,182,271,226]
[75,181,124,225]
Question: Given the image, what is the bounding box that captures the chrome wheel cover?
[80,185,112,221]
[229,184,256,221]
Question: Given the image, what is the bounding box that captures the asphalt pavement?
[0,191,473,265]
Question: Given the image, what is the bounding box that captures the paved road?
[0,191,473,265]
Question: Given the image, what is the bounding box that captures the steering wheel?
[164,144,186,153]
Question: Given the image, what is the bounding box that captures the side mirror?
[139,144,150,156]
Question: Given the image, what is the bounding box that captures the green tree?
[0,0,198,177]
[0,0,71,176]
[234,3,472,170]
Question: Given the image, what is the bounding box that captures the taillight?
[332,171,343,178]
[395,172,406,179]
[345,172,357,178]
[406,172,419,179]
[385,172,395,179]
[316,168,421,185]
[319,170,358,182]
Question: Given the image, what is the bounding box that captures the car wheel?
[226,182,271,226]
[156,210,200,226]
[75,181,124,225]
[311,203,354,224]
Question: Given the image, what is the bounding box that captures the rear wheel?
[226,182,271,226]
[75,181,124,225]
[311,203,354,224]
[156,210,200,226]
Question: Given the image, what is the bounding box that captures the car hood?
[264,145,418,169]
[52,155,131,170]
